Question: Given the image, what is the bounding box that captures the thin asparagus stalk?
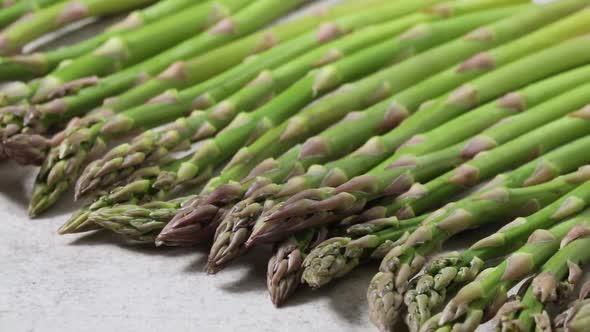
[3,0,316,161]
[554,280,590,332]
[402,134,590,332]
[87,196,198,242]
[72,6,469,198]
[427,208,590,332]
[255,30,590,241]
[267,228,330,306]
[0,0,199,82]
[495,237,590,332]
[0,0,157,55]
[301,215,427,289]
[157,0,585,247]
[27,0,254,104]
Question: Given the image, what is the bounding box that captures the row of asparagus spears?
[4,0,590,330]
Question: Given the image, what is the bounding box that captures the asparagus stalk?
[74,6,477,198]
[0,0,199,82]
[267,228,330,306]
[255,30,590,240]
[0,0,158,55]
[554,280,590,332]
[0,0,62,30]
[495,237,590,332]
[157,1,585,247]
[3,0,316,161]
[427,208,590,332]
[301,215,427,289]
[402,134,590,332]
[87,196,198,242]
[28,0,254,104]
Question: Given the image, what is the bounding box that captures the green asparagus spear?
[0,0,199,82]
[27,0,254,104]
[0,0,62,30]
[0,0,157,55]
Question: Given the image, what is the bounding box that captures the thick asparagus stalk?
[427,208,590,332]
[267,228,330,306]
[495,236,590,332]
[0,0,199,82]
[0,0,62,30]
[402,134,590,332]
[3,0,317,160]
[157,1,586,247]
[0,0,157,55]
[254,31,590,240]
[28,0,254,104]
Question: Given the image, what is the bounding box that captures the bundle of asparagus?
[5,0,590,330]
